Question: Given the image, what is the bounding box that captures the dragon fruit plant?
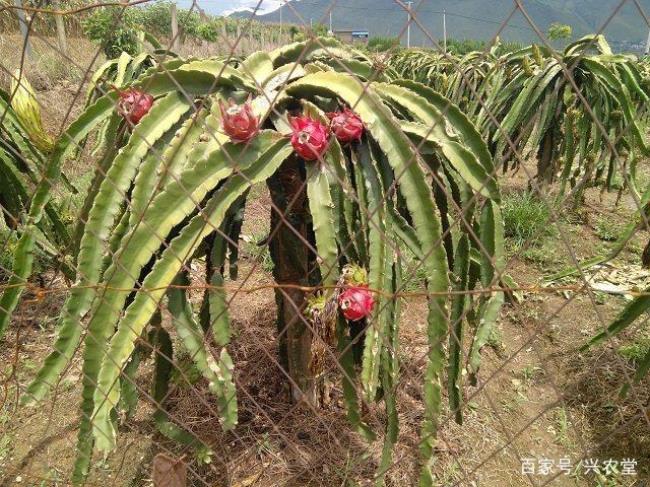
[388,36,650,194]
[0,72,75,292]
[0,37,504,484]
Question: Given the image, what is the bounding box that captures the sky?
[175,0,285,16]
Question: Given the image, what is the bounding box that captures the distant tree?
[548,23,572,41]
[492,40,524,55]
[424,38,523,56]
[311,23,329,37]
[82,6,140,57]
[367,36,400,52]
[447,38,486,54]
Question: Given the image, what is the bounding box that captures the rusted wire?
[2,0,650,485]
[2,280,650,298]
[0,0,154,16]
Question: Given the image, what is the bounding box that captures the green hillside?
[232,0,650,52]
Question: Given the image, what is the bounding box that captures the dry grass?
[2,206,649,485]
[175,34,292,59]
[0,34,104,125]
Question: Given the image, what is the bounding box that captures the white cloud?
[176,0,293,17]
[222,1,286,16]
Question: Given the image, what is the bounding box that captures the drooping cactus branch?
[0,38,505,483]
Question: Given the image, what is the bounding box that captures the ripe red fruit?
[219,97,259,143]
[117,88,154,125]
[290,116,330,161]
[338,286,375,321]
[327,108,364,143]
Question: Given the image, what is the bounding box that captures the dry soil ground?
[1,178,649,486]
[0,34,649,487]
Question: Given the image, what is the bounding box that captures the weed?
[0,229,18,276]
[590,463,627,487]
[0,434,12,462]
[60,377,78,392]
[622,240,643,262]
[171,350,202,387]
[520,365,542,385]
[255,432,273,457]
[21,358,37,372]
[502,191,553,250]
[520,239,564,268]
[466,400,479,411]
[39,468,64,486]
[32,52,83,86]
[241,232,274,273]
[440,460,462,484]
[486,325,505,355]
[553,407,574,448]
[508,365,542,402]
[561,204,588,225]
[401,265,428,291]
[501,394,527,413]
[0,412,13,461]
[331,453,362,486]
[593,291,608,305]
[195,446,214,465]
[0,229,47,279]
[366,36,400,52]
[593,216,622,242]
[95,458,113,476]
[399,246,429,291]
[617,336,650,363]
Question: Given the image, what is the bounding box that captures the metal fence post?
[171,3,180,51]
[14,0,32,59]
[54,1,68,55]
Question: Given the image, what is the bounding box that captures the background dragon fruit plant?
[0,72,75,290]
[388,36,650,195]
[0,37,504,484]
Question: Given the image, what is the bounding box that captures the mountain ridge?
[230,0,650,52]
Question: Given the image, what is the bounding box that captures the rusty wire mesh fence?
[0,0,650,485]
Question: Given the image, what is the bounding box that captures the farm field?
[2,177,649,486]
[1,2,650,486]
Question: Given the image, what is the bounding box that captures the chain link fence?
[0,1,649,485]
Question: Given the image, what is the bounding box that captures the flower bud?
[305,294,327,320]
[341,263,368,287]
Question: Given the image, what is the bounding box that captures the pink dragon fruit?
[219,97,259,143]
[327,108,364,143]
[290,115,330,161]
[338,286,375,321]
[117,88,154,125]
